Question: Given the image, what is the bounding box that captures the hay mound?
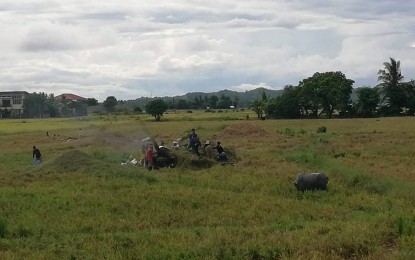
[172,150,215,170]
[171,146,237,170]
[41,149,105,173]
[218,123,269,139]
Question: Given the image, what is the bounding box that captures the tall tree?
[250,90,269,119]
[298,71,354,118]
[194,95,204,109]
[355,87,380,117]
[217,94,232,109]
[250,99,265,119]
[23,92,53,118]
[208,95,218,109]
[233,95,239,108]
[377,57,405,115]
[145,99,168,121]
[403,80,415,115]
[103,96,118,112]
[84,98,98,106]
[176,99,188,109]
[266,85,302,119]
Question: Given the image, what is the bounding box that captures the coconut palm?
[377,57,405,115]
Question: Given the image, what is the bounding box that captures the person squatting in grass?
[32,146,42,164]
[213,141,228,162]
[146,143,154,171]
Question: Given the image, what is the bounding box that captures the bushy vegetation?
[253,58,415,119]
[0,112,414,258]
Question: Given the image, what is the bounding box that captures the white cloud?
[230,82,275,92]
[0,0,414,101]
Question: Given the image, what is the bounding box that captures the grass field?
[1,111,415,259]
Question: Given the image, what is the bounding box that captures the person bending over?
[32,146,42,164]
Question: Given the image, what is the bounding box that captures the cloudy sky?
[1,0,414,101]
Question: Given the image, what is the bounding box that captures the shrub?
[317,126,327,133]
[298,129,307,135]
[284,128,295,136]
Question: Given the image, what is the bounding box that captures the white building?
[0,91,29,118]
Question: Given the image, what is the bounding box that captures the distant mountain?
[117,87,283,110]
[182,88,282,107]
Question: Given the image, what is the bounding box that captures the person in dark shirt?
[188,129,198,147]
[188,129,200,156]
[213,141,224,154]
[213,141,227,162]
[32,146,42,164]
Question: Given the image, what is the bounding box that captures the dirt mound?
[40,149,106,173]
[218,123,270,139]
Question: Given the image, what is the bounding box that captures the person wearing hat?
[203,140,214,159]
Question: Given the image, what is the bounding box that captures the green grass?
[0,113,415,258]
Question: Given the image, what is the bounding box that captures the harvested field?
[216,122,271,139]
[1,116,415,259]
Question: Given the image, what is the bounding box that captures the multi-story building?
[0,91,29,118]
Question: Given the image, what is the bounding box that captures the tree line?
[251,58,415,119]
[22,93,98,118]
[163,94,238,110]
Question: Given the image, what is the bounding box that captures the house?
[0,91,29,118]
[55,93,89,117]
[55,93,86,101]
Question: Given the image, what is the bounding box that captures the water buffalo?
[294,173,329,192]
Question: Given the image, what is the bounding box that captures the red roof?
[55,93,85,101]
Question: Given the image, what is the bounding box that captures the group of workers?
[188,128,228,162]
[33,128,228,169]
[141,128,228,171]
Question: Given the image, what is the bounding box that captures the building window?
[2,100,11,107]
[13,100,22,105]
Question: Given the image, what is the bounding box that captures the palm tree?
[377,57,405,115]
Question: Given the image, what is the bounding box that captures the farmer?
[203,140,214,159]
[188,129,198,148]
[157,140,170,158]
[213,141,228,162]
[32,146,42,164]
[146,143,154,171]
[188,128,201,156]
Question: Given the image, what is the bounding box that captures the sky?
[1,0,414,102]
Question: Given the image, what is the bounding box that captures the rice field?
[0,112,414,259]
